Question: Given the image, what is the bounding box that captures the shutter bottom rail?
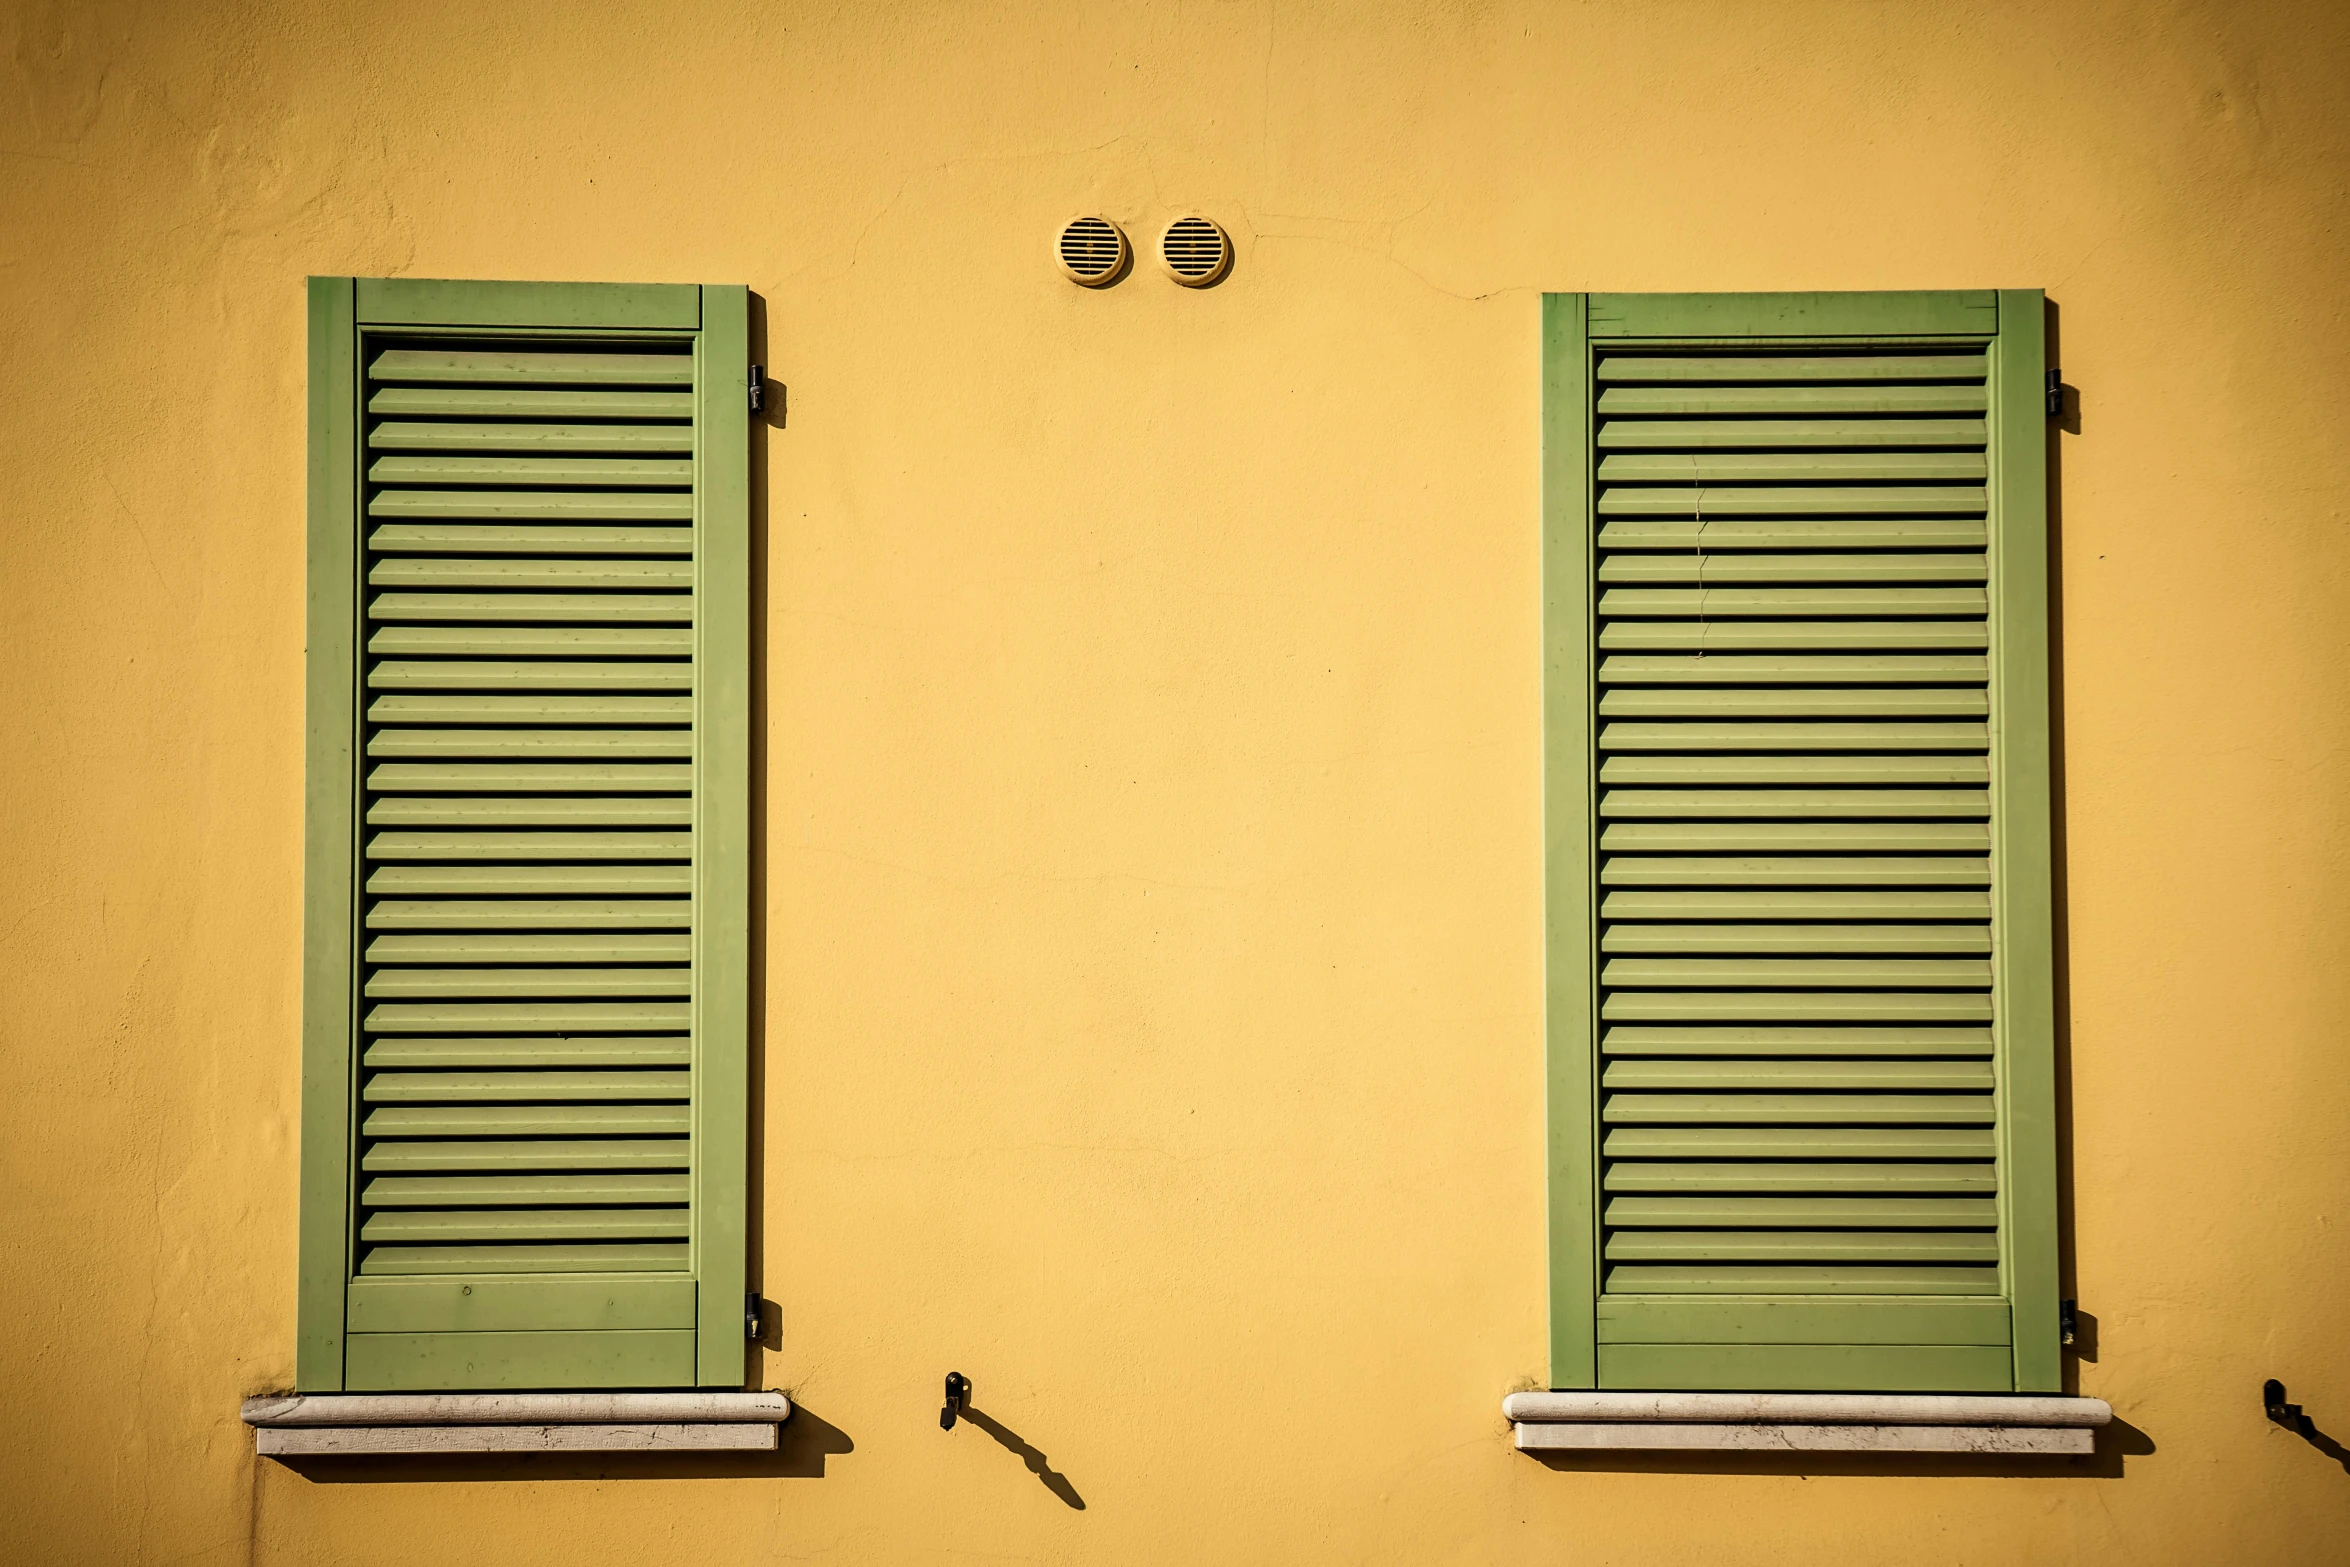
[1503,1391,2111,1456]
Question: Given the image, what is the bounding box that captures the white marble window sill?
[241,1392,793,1455]
[1504,1392,2112,1454]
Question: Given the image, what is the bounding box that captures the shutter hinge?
[744,1291,765,1342]
[2045,368,2063,419]
[2060,1297,2078,1345]
[748,364,766,415]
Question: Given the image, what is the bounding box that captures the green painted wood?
[368,626,693,657]
[368,348,693,384]
[365,898,693,929]
[368,799,692,828]
[369,764,693,793]
[1598,385,1989,416]
[367,524,696,556]
[1601,1060,1994,1091]
[298,277,361,1392]
[361,1000,693,1034]
[1595,353,1989,383]
[360,1246,689,1276]
[365,866,693,896]
[1599,587,1988,617]
[363,829,693,862]
[370,455,693,488]
[1599,721,1990,752]
[1597,1343,2013,1391]
[1603,924,1992,955]
[1597,520,1987,549]
[364,1101,691,1137]
[1604,1266,2000,1297]
[343,1329,697,1389]
[1596,555,1987,587]
[369,663,693,693]
[365,1036,692,1067]
[1605,1197,1999,1229]
[369,492,697,522]
[1586,290,1998,338]
[1599,857,1991,888]
[370,421,696,452]
[367,554,694,585]
[1993,290,2062,1392]
[1600,757,1990,787]
[1602,1025,1992,1056]
[366,692,692,722]
[367,933,692,964]
[366,591,693,624]
[364,968,691,1000]
[1544,292,2044,1395]
[1600,993,1996,1023]
[1603,1163,1998,1194]
[1597,417,1988,449]
[1604,1127,1996,1159]
[362,1139,692,1172]
[1599,452,1987,483]
[369,386,695,419]
[347,1276,696,1334]
[1602,688,1987,717]
[363,1069,692,1102]
[1601,892,1992,920]
[691,283,754,1387]
[353,278,700,329]
[1596,1298,2011,1346]
[1601,789,1990,819]
[1604,1093,1994,1126]
[365,732,697,762]
[1602,656,1988,687]
[360,1210,689,1245]
[1542,293,1600,1388]
[1605,1231,1999,1263]
[1600,620,1988,651]
[363,1174,690,1207]
[1599,824,1989,854]
[1597,485,1987,518]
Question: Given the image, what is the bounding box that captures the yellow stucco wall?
[5,0,2349,1560]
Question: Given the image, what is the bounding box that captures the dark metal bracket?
[2266,1379,2309,1433]
[941,1372,970,1431]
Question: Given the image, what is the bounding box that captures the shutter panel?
[1544,292,2057,1393]
[300,280,750,1391]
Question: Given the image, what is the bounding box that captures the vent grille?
[1057,216,1127,286]
[1591,348,1999,1299]
[1160,216,1230,286]
[355,341,698,1279]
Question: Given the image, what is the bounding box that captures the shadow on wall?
[264,1402,855,1485]
[1526,1417,2155,1481]
[959,1404,1087,1510]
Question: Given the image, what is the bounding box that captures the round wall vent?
[1057,216,1128,287]
[1159,216,1230,287]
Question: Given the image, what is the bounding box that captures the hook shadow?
[960,1404,1086,1510]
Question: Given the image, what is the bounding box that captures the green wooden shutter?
[298,278,751,1391]
[1543,291,2058,1393]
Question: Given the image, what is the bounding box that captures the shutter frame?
[297,277,753,1392]
[1541,290,2060,1392]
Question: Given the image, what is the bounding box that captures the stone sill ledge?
[1504,1392,2113,1455]
[242,1393,793,1455]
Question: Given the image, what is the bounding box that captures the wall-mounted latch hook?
[2266,1379,2308,1433]
[940,1372,970,1431]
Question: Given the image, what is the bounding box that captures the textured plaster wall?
[3,1,2349,1562]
